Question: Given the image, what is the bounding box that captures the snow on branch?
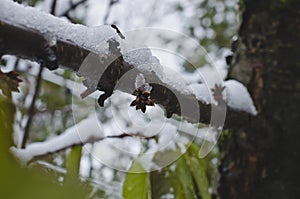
[0,0,116,71]
[11,115,104,163]
[0,0,257,128]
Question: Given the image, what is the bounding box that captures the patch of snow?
[160,193,175,199]
[189,80,257,115]
[134,73,152,92]
[123,47,162,74]
[0,0,116,53]
[135,73,146,88]
[156,66,193,95]
[224,80,257,115]
[169,119,216,142]
[189,83,214,104]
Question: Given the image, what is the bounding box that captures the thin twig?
[103,0,119,24]
[28,133,157,161]
[60,0,87,18]
[50,0,57,15]
[13,58,20,71]
[21,66,43,148]
[63,14,77,24]
[21,0,57,149]
[106,133,156,140]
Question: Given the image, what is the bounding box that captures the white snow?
[0,0,116,53]
[157,66,193,95]
[11,115,104,163]
[169,119,216,142]
[189,79,257,115]
[135,73,146,89]
[189,82,214,104]
[224,80,257,115]
[134,73,152,92]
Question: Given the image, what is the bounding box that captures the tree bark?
[219,0,300,198]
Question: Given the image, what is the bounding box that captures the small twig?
[106,133,157,140]
[13,58,20,71]
[28,133,157,161]
[111,24,125,39]
[63,14,77,24]
[21,66,44,148]
[103,0,119,24]
[88,143,94,177]
[60,0,87,18]
[21,0,57,149]
[50,0,57,15]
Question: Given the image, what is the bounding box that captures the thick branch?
[0,1,253,128]
[0,20,89,71]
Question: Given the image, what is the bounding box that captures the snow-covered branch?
[11,116,105,163]
[0,0,107,71]
[11,114,161,163]
[0,0,257,128]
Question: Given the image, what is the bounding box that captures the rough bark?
[219,0,300,198]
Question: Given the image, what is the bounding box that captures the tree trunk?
[219,0,300,198]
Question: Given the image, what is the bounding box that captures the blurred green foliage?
[123,143,219,199]
[0,95,88,199]
[123,161,151,199]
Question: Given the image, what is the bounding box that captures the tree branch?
[0,1,254,128]
[12,132,157,163]
[0,20,89,71]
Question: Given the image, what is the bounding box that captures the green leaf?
[175,156,197,199]
[176,184,185,199]
[189,157,211,199]
[65,145,82,183]
[187,143,212,199]
[123,161,151,199]
[150,167,175,199]
[0,96,16,159]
